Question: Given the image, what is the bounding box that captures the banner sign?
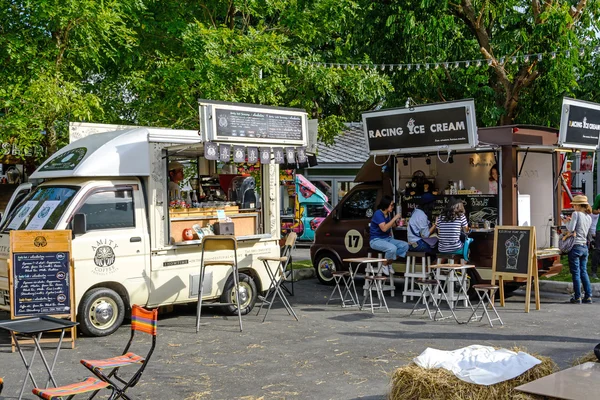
[558,97,600,150]
[200,100,308,146]
[361,99,478,155]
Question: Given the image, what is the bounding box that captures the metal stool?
[467,284,503,327]
[403,251,431,303]
[361,275,389,313]
[435,254,468,308]
[364,252,395,297]
[326,271,358,308]
[409,278,442,320]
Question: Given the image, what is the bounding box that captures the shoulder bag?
[559,213,580,255]
[409,221,438,248]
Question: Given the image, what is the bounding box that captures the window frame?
[339,189,378,220]
[69,185,137,232]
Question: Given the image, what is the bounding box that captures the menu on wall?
[12,251,71,316]
[401,194,499,226]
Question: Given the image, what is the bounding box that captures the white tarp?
[413,345,541,386]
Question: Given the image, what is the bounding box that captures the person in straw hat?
[563,195,593,304]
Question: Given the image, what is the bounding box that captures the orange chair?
[32,305,157,400]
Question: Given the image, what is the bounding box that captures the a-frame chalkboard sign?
[491,226,540,312]
[8,230,76,350]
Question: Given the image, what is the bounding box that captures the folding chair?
[80,305,158,400]
[196,235,243,332]
[32,305,157,400]
[256,232,299,322]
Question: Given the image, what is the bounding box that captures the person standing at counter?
[369,195,409,276]
[436,198,470,257]
[168,161,184,201]
[488,164,499,195]
[407,192,437,254]
[564,195,593,304]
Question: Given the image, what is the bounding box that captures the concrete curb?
[291,268,315,281]
[539,279,600,297]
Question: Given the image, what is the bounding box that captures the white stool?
[435,254,468,308]
[403,251,431,303]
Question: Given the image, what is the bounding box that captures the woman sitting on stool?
[407,192,437,256]
[436,197,470,258]
[369,195,409,275]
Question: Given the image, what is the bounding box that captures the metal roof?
[317,123,369,165]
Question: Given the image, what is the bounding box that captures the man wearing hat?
[407,192,438,254]
[564,195,593,304]
[168,161,184,201]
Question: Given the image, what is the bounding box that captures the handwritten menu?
[12,251,71,316]
[215,109,304,141]
[493,227,533,276]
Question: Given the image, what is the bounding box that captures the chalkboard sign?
[401,194,498,226]
[200,101,308,146]
[12,252,71,316]
[493,227,533,275]
[491,226,540,312]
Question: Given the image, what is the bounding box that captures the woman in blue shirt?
[369,195,409,275]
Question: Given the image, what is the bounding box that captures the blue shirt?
[370,209,391,240]
[408,208,431,243]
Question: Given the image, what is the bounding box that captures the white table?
[428,264,476,323]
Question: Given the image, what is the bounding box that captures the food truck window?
[307,204,330,218]
[1,186,78,231]
[340,189,378,220]
[77,189,135,230]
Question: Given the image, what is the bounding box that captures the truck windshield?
[1,186,78,231]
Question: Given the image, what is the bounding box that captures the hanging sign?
[273,148,285,164]
[297,147,307,164]
[247,147,259,164]
[219,144,231,162]
[233,146,245,163]
[260,147,271,164]
[361,99,478,155]
[199,100,308,146]
[558,97,600,150]
[204,142,218,160]
[285,147,296,164]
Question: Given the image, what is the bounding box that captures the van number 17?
[344,229,363,254]
[347,235,360,248]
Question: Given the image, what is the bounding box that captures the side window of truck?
[79,189,135,231]
[340,189,378,220]
[306,205,329,218]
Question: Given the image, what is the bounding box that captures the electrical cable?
[373,154,391,166]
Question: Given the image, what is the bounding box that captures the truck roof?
[31,127,201,180]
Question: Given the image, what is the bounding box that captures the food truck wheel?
[221,272,257,315]
[314,252,340,285]
[78,288,125,337]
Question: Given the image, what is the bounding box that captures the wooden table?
[515,362,600,400]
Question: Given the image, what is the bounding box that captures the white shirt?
[168,181,181,201]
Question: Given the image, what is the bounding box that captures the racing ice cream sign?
[362,99,477,154]
[559,97,600,150]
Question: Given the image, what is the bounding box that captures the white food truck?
[0,101,309,336]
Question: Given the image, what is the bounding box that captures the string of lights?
[276,46,598,71]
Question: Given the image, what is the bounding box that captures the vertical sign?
[491,226,540,312]
[8,230,76,348]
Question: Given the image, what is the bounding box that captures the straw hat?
[168,161,184,171]
[571,194,589,205]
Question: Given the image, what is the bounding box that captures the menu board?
[401,194,498,226]
[200,101,308,146]
[12,252,71,316]
[493,227,533,276]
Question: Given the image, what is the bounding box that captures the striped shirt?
[436,214,468,253]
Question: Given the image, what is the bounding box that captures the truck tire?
[221,272,257,315]
[78,287,125,337]
[314,252,340,285]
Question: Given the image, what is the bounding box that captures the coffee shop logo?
[92,239,119,275]
[34,236,47,247]
[407,118,416,134]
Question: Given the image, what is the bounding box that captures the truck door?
[71,185,149,335]
[332,187,379,259]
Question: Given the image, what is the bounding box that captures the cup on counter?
[483,220,491,229]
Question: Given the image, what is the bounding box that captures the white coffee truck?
[0,100,309,336]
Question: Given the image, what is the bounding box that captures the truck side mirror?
[72,213,87,236]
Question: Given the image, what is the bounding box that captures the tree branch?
[568,0,586,28]
[532,0,542,24]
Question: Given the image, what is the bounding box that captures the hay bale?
[389,350,557,400]
[572,351,598,366]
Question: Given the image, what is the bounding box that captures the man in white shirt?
[168,161,184,201]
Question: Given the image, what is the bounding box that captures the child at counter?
[369,195,409,276]
[407,192,437,255]
[436,198,470,258]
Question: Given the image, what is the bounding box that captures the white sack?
[413,345,541,386]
